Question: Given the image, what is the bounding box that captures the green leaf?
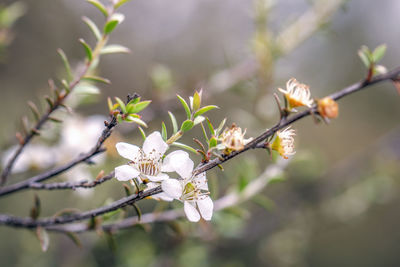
[114,0,132,9]
[168,111,178,134]
[36,227,50,252]
[126,100,151,114]
[75,84,100,95]
[205,117,215,136]
[194,105,218,118]
[193,90,201,111]
[126,116,148,128]
[372,44,386,62]
[180,120,194,132]
[61,79,70,92]
[177,95,191,119]
[82,16,102,41]
[200,122,209,142]
[65,232,82,248]
[193,115,205,126]
[82,75,111,84]
[100,44,131,55]
[79,38,93,61]
[161,122,167,141]
[358,45,372,68]
[215,118,226,136]
[209,136,218,148]
[86,0,108,17]
[104,13,125,34]
[27,101,40,122]
[171,142,199,154]
[138,126,146,141]
[57,49,72,82]
[115,97,126,113]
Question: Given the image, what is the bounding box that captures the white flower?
[114,131,188,183]
[271,126,296,159]
[219,124,253,152]
[279,78,313,109]
[161,156,213,222]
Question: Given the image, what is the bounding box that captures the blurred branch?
[205,0,346,93]
[1,64,400,231]
[0,116,118,197]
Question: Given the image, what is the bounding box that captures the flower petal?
[147,173,169,182]
[184,201,201,222]
[197,196,213,221]
[161,179,182,199]
[115,165,140,181]
[143,131,168,156]
[162,150,193,178]
[153,192,174,202]
[193,172,208,190]
[115,142,140,161]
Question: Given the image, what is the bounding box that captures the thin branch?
[0,65,399,231]
[29,171,114,190]
[0,117,118,197]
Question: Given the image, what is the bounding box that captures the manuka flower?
[114,131,188,183]
[219,123,253,152]
[271,126,296,159]
[279,78,313,109]
[161,156,213,222]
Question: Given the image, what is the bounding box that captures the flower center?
[181,181,208,201]
[130,149,162,176]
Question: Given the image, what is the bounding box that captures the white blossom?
[161,156,213,222]
[279,78,313,109]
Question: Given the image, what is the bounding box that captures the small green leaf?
[180,120,194,132]
[372,44,386,62]
[100,44,131,55]
[79,38,93,61]
[206,117,215,136]
[126,100,151,114]
[171,142,199,154]
[193,90,201,111]
[86,0,108,17]
[193,115,205,126]
[36,227,50,252]
[358,46,372,68]
[57,49,72,82]
[138,126,146,141]
[82,75,111,84]
[104,13,125,34]
[82,16,102,41]
[115,97,126,113]
[75,84,100,95]
[194,105,218,118]
[44,96,54,109]
[126,116,148,128]
[27,101,40,122]
[168,111,178,134]
[61,79,70,92]
[209,136,218,148]
[177,95,191,119]
[200,122,209,142]
[65,232,82,248]
[215,118,226,136]
[49,117,62,123]
[114,0,132,9]
[161,122,167,141]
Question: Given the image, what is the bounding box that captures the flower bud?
[317,97,339,119]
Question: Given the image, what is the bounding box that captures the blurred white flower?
[162,156,213,222]
[115,131,189,183]
[279,78,313,109]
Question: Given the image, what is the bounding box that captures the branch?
[0,116,118,197]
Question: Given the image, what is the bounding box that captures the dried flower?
[279,78,313,109]
[317,97,339,119]
[219,124,253,152]
[271,127,296,159]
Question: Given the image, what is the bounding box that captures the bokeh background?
[1,0,400,266]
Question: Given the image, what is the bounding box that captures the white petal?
[162,150,193,178]
[115,142,140,161]
[193,172,208,190]
[143,131,168,156]
[161,179,182,199]
[197,196,213,221]
[147,173,169,182]
[115,165,140,181]
[184,201,201,222]
[153,192,174,202]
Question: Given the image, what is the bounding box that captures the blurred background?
[0,0,400,266]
